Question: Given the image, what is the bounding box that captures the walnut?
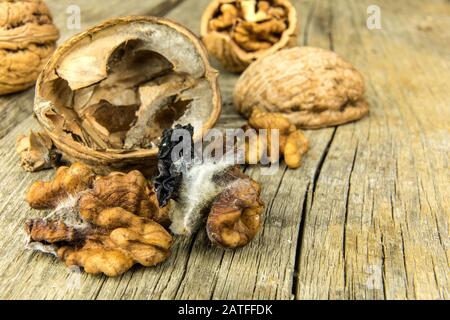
[201,0,298,72]
[0,0,59,95]
[244,109,309,169]
[16,130,59,172]
[26,163,96,209]
[163,143,265,239]
[25,163,172,276]
[79,170,170,227]
[283,129,309,169]
[26,207,172,277]
[234,47,370,128]
[33,16,221,175]
[207,174,264,248]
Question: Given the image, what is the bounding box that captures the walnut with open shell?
[201,0,298,72]
[33,16,221,175]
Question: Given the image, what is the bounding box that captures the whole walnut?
[234,47,370,129]
[0,0,59,95]
[201,0,298,72]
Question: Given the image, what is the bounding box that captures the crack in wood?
[343,142,358,291]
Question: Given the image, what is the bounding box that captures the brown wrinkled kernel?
[26,163,95,209]
[207,177,264,248]
[283,130,309,169]
[243,109,309,169]
[79,169,170,227]
[26,188,172,276]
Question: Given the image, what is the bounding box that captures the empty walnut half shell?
[201,0,298,72]
[0,0,59,95]
[234,47,370,129]
[34,16,221,175]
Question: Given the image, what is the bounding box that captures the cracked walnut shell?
[201,0,298,72]
[234,47,370,129]
[0,0,59,95]
[34,16,221,175]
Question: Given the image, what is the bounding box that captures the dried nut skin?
[16,130,58,172]
[207,177,264,248]
[283,130,309,169]
[201,0,298,72]
[27,207,172,277]
[26,163,95,209]
[79,170,170,226]
[33,16,221,175]
[234,47,370,128]
[0,0,59,95]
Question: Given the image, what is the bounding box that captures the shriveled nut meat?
[201,0,298,72]
[248,108,293,133]
[244,108,309,169]
[26,207,172,277]
[16,130,59,172]
[26,163,95,209]
[207,176,264,248]
[25,163,172,276]
[79,170,170,227]
[0,0,59,95]
[283,130,309,169]
[234,47,369,128]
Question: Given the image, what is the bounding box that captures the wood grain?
[295,0,450,299]
[0,0,448,300]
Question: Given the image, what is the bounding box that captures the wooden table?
[0,0,448,300]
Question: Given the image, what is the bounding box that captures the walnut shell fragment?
[201,0,298,72]
[207,174,264,248]
[234,47,370,129]
[34,16,221,175]
[16,130,59,172]
[0,0,59,95]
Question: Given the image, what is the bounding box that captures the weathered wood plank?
[295,0,450,299]
[0,0,185,139]
[0,0,448,300]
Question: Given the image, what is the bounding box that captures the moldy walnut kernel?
[25,163,172,276]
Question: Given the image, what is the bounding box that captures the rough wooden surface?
[0,0,448,300]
